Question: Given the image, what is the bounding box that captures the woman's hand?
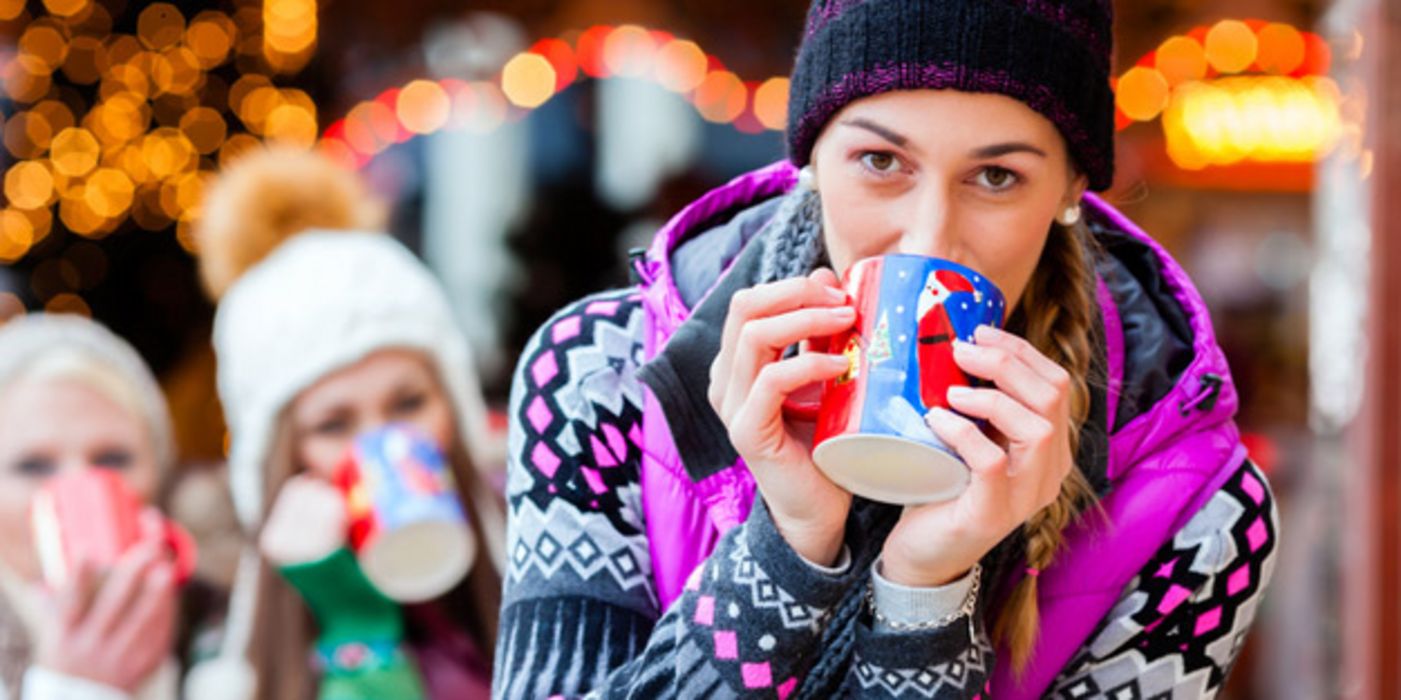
[36,509,179,692]
[881,325,1076,587]
[709,269,857,567]
[259,475,347,566]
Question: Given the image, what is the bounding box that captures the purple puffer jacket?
[631,161,1247,698]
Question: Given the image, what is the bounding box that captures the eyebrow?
[970,142,1048,159]
[841,118,1048,160]
[840,118,909,147]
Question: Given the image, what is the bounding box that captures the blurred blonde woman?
[0,315,182,700]
[184,148,504,700]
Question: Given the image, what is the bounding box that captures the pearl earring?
[1058,204,1082,226]
[798,166,816,191]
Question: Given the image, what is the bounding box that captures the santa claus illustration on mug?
[914,268,980,411]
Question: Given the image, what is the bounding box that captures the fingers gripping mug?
[334,425,476,603]
[811,255,1006,505]
[31,470,197,589]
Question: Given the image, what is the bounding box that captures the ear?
[1063,173,1090,208]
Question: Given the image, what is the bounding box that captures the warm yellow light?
[4,58,54,103]
[0,209,35,263]
[264,0,317,64]
[396,80,451,135]
[1204,20,1258,75]
[753,78,790,131]
[43,0,89,18]
[238,86,283,134]
[62,36,104,84]
[694,71,747,123]
[1162,76,1341,168]
[4,161,55,210]
[50,128,101,177]
[84,167,135,218]
[185,12,235,69]
[264,103,318,148]
[20,23,70,75]
[179,106,227,154]
[141,128,197,178]
[0,0,26,21]
[153,47,201,95]
[501,53,557,109]
[58,195,106,237]
[138,3,185,51]
[603,25,655,77]
[1156,36,1208,86]
[1256,23,1306,75]
[1116,66,1171,121]
[654,40,708,93]
[5,112,54,160]
[91,93,150,146]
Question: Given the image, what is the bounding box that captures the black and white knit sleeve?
[1049,460,1279,698]
[494,290,859,699]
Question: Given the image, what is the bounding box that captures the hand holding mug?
[708,269,858,567]
[36,509,180,692]
[881,325,1077,587]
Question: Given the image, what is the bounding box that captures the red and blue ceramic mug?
[334,424,476,603]
[806,254,1007,504]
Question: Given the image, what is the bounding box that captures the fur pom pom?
[194,147,386,299]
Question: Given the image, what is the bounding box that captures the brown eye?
[860,152,899,174]
[976,166,1019,191]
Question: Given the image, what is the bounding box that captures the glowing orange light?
[1255,23,1305,75]
[50,127,101,177]
[753,77,790,131]
[694,71,747,123]
[396,80,451,134]
[655,40,708,93]
[501,53,557,109]
[4,161,55,210]
[1204,20,1258,74]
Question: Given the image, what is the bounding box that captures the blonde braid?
[992,220,1100,673]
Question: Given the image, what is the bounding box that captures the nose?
[896,183,956,259]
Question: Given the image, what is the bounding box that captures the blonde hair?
[992,220,1101,672]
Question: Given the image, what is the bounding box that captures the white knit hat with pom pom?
[184,147,504,699]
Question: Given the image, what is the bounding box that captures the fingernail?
[825,286,847,303]
[925,406,954,425]
[947,385,974,401]
[829,354,850,367]
[952,340,978,354]
[832,306,855,319]
[975,325,999,341]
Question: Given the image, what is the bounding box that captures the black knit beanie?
[786,0,1116,191]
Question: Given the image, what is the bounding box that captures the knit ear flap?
[194,146,387,300]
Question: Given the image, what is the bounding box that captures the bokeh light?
[396,80,451,135]
[1205,20,1259,74]
[501,53,557,109]
[694,71,747,123]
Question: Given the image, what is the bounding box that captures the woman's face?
[0,379,160,581]
[810,89,1088,308]
[289,349,455,481]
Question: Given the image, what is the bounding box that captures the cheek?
[297,434,353,482]
[818,187,899,275]
[119,445,162,505]
[0,474,41,580]
[410,396,456,453]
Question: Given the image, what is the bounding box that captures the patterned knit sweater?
[493,289,1279,699]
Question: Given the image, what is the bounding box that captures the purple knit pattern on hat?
[791,61,1104,178]
[805,0,870,36]
[808,0,1110,60]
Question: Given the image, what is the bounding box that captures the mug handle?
[161,520,198,586]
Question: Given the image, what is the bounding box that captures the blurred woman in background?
[183,148,504,700]
[0,315,183,700]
